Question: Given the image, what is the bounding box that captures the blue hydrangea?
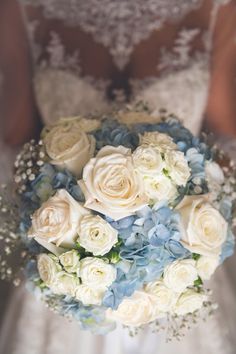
[51,296,116,335]
[103,204,190,309]
[221,228,235,263]
[219,198,233,222]
[93,119,139,150]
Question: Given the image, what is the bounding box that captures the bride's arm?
[205,1,236,137]
[0,0,41,146]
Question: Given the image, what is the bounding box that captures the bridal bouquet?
[1,108,235,336]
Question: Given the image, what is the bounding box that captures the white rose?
[75,284,104,306]
[165,150,190,186]
[177,196,228,256]
[107,290,158,327]
[51,272,80,297]
[145,280,178,313]
[163,259,198,293]
[43,118,96,176]
[140,132,177,153]
[143,174,177,203]
[78,215,118,256]
[80,257,116,290]
[79,146,148,221]
[29,189,90,250]
[59,250,80,273]
[37,253,61,286]
[174,289,207,316]
[196,255,219,280]
[118,111,160,126]
[133,145,165,177]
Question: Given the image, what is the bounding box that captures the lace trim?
[21,0,206,70]
[157,28,208,74]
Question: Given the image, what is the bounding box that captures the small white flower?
[80,257,116,290]
[75,284,104,306]
[133,145,165,177]
[51,272,80,297]
[205,161,224,187]
[145,280,178,313]
[140,132,177,153]
[205,161,225,201]
[59,250,80,273]
[144,174,177,203]
[165,150,190,186]
[196,255,219,280]
[37,253,61,287]
[163,259,198,293]
[78,215,118,256]
[174,289,207,316]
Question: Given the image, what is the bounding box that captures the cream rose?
[43,118,96,176]
[107,290,158,327]
[51,272,80,297]
[174,289,207,316]
[54,116,101,133]
[78,215,118,256]
[133,145,164,177]
[80,257,116,290]
[177,196,228,256]
[37,253,61,287]
[79,146,148,220]
[196,255,219,280]
[165,150,190,186]
[59,250,80,273]
[118,111,160,126]
[145,280,178,313]
[29,189,90,250]
[143,174,177,203]
[75,284,104,306]
[140,132,177,153]
[163,259,198,293]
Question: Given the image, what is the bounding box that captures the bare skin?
[0,0,236,146]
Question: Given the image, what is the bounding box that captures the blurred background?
[0,0,236,353]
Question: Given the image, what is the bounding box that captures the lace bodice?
[18,0,235,134]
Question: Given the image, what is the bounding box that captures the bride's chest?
[23,1,211,79]
[19,0,213,134]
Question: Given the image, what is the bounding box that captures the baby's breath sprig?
[14,139,48,194]
[0,184,25,285]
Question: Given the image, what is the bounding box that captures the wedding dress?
[1,1,236,353]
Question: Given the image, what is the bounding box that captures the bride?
[0,0,236,353]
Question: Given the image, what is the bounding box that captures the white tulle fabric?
[0,1,236,353]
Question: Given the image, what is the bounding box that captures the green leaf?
[192,253,201,261]
[163,168,169,177]
[194,277,203,287]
